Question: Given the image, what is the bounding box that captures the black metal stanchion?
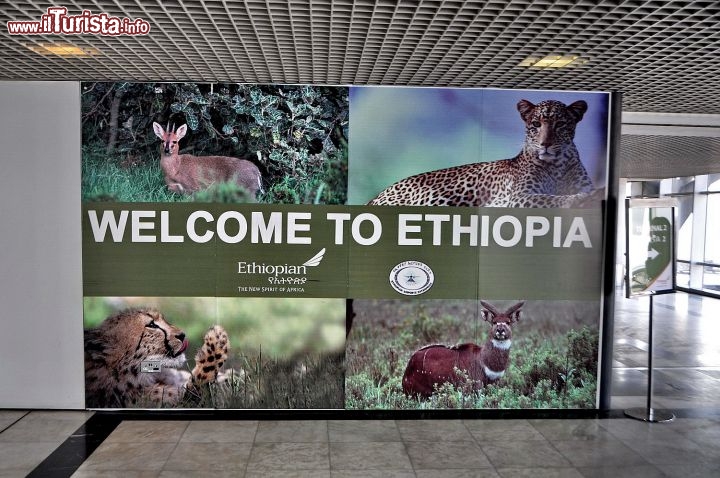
[624,294,675,422]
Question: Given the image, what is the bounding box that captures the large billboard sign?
[81,84,613,409]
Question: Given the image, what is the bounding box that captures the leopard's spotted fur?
[369,99,598,208]
[84,308,228,408]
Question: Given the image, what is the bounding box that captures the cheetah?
[84,308,228,408]
[369,99,602,208]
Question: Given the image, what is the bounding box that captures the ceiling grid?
[0,0,719,113]
[621,135,720,178]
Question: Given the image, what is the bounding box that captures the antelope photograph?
[81,82,349,204]
[345,298,601,410]
[152,121,263,197]
[401,300,524,398]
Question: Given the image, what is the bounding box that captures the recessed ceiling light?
[518,55,588,68]
[26,43,99,56]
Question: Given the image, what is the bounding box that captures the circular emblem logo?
[389,261,435,296]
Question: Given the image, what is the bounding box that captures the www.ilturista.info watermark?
[7,7,150,36]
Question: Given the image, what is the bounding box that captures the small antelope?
[152,122,263,197]
[402,300,524,398]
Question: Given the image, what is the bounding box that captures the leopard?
[84,308,229,408]
[369,99,602,208]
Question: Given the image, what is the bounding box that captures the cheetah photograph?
[348,88,609,208]
[83,296,346,409]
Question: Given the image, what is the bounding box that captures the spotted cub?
[370,99,602,208]
[84,308,228,408]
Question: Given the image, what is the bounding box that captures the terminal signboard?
[625,198,676,297]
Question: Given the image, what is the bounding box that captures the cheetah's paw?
[191,325,229,385]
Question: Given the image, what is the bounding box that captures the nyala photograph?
[345,298,600,410]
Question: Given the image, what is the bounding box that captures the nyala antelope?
[402,300,524,398]
[152,122,263,197]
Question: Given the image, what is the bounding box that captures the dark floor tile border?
[66,408,627,420]
[67,407,720,421]
[26,413,122,478]
[0,411,30,434]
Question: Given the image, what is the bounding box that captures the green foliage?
[345,372,415,410]
[263,137,348,204]
[346,300,599,410]
[567,326,600,376]
[475,329,598,409]
[407,305,463,344]
[81,82,349,204]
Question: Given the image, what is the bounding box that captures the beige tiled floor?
[1,412,720,477]
[65,417,719,477]
[0,410,94,477]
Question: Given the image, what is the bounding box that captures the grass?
[127,352,344,409]
[345,299,600,410]
[203,352,343,409]
[165,352,345,409]
[82,146,177,202]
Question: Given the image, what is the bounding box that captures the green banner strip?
[82,203,603,300]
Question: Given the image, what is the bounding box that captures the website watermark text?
[7,7,150,36]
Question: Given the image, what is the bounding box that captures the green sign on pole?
[625,198,676,298]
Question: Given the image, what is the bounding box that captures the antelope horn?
[506,301,525,315]
[479,300,500,316]
[171,123,176,133]
[165,121,170,133]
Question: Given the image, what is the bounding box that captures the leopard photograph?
[349,88,609,208]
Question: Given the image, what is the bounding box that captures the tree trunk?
[106,87,124,155]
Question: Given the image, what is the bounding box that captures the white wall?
[0,81,84,408]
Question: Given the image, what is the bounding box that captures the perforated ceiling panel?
[620,135,720,179]
[1,0,719,114]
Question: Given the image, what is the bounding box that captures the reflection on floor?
[0,291,718,478]
[610,291,720,410]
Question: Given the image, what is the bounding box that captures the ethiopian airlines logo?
[389,260,435,296]
[237,248,326,291]
[7,6,150,36]
[302,249,326,267]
